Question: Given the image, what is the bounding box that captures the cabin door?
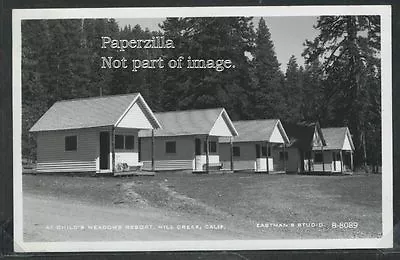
[299,150,305,172]
[195,138,201,155]
[194,138,202,171]
[100,132,110,170]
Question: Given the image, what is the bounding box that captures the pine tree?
[82,18,119,96]
[300,60,325,122]
[303,16,381,169]
[250,17,284,120]
[283,55,303,122]
[160,17,255,119]
[21,20,51,160]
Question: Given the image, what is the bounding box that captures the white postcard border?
[12,5,393,252]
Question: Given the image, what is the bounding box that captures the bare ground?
[22,172,382,241]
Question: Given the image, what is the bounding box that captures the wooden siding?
[140,135,196,162]
[269,124,285,143]
[36,128,99,172]
[222,160,255,171]
[342,134,353,151]
[142,160,194,171]
[220,142,277,171]
[193,155,220,171]
[140,135,220,171]
[312,128,324,147]
[272,147,300,173]
[114,128,140,166]
[209,112,234,137]
[116,101,154,129]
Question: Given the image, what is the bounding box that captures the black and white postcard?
[12,6,392,252]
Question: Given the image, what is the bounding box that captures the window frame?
[209,141,217,153]
[65,135,78,151]
[261,145,271,157]
[314,151,323,163]
[165,141,177,154]
[115,134,124,150]
[124,135,135,150]
[233,146,241,157]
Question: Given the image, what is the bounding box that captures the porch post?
[350,151,354,171]
[266,142,270,174]
[151,129,155,171]
[308,151,311,173]
[111,126,115,174]
[340,150,343,173]
[283,143,286,173]
[321,146,325,172]
[333,151,336,171]
[206,135,210,173]
[230,137,234,171]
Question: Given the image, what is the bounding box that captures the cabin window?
[279,151,288,160]
[332,152,341,161]
[125,135,135,150]
[233,146,240,157]
[165,141,176,154]
[314,151,323,163]
[209,141,217,153]
[65,136,77,151]
[115,135,124,149]
[261,145,271,157]
[203,140,217,153]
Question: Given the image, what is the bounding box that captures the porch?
[302,149,354,174]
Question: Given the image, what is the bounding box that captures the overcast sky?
[116,17,319,72]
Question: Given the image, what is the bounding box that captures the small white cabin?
[29,93,161,174]
[280,122,328,173]
[139,108,238,172]
[219,119,289,173]
[319,127,355,173]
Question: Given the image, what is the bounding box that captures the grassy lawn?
[23,172,382,239]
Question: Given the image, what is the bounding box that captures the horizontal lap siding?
[142,160,193,171]
[313,163,332,172]
[221,160,255,171]
[140,136,195,171]
[115,128,139,166]
[36,129,98,173]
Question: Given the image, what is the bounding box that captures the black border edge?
[1,0,399,259]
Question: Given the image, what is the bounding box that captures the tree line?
[22,16,381,170]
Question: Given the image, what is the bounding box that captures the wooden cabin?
[219,119,290,173]
[138,108,238,172]
[29,93,161,174]
[320,127,355,173]
[280,122,327,173]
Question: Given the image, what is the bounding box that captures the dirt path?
[23,193,250,242]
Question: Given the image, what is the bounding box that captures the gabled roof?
[219,119,289,143]
[321,127,355,151]
[139,108,238,137]
[30,93,161,132]
[283,122,326,150]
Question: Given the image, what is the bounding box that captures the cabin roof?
[139,108,238,137]
[219,119,289,143]
[30,93,161,132]
[321,127,355,150]
[283,122,326,150]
